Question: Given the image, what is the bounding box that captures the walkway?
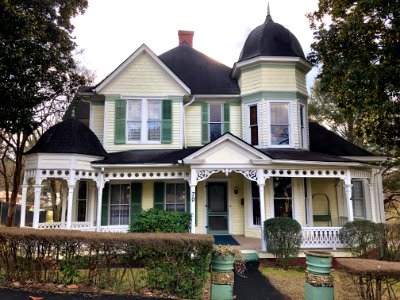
[234,261,286,300]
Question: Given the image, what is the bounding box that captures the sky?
[72,0,320,90]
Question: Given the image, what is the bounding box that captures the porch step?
[241,250,259,261]
[258,250,352,259]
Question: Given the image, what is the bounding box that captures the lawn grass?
[259,263,359,300]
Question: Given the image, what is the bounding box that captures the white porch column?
[32,184,42,228]
[190,169,198,234]
[96,172,105,231]
[368,180,377,223]
[19,184,29,228]
[344,184,354,222]
[89,182,96,225]
[257,169,267,252]
[66,184,75,229]
[61,185,67,228]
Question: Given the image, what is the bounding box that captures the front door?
[207,182,228,234]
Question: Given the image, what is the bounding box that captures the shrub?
[264,217,302,268]
[339,220,381,258]
[0,227,213,299]
[376,222,400,262]
[129,208,191,233]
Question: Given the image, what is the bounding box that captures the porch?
[36,222,344,250]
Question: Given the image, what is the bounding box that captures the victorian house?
[21,11,385,251]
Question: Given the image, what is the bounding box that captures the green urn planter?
[304,251,334,300]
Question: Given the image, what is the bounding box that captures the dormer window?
[127,99,161,142]
[209,103,223,142]
[201,102,230,144]
[269,102,290,146]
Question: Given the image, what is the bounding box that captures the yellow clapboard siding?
[185,105,202,147]
[104,101,181,153]
[100,52,187,96]
[142,181,154,210]
[91,104,104,143]
[230,174,244,235]
[230,105,242,138]
[311,179,340,226]
[295,68,308,95]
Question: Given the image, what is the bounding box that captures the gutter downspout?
[183,96,196,148]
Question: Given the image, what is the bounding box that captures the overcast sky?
[72,0,319,89]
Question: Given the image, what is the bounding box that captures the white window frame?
[244,101,261,147]
[271,177,294,218]
[165,182,187,212]
[126,98,162,144]
[268,101,292,148]
[351,180,366,218]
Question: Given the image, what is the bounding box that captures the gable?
[96,45,189,96]
[183,133,271,166]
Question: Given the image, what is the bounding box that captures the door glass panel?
[208,183,226,212]
[207,182,228,233]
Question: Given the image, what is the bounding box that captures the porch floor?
[232,235,351,259]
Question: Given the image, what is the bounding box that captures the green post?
[211,253,234,300]
[304,251,334,300]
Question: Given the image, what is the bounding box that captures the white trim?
[95,44,190,94]
[342,156,387,162]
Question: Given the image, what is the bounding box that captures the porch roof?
[92,147,357,165]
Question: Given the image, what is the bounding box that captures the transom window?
[127,99,161,143]
[209,103,223,142]
[165,183,186,212]
[110,184,130,225]
[273,177,293,218]
[270,102,290,146]
[352,180,366,218]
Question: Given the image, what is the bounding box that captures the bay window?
[270,102,290,146]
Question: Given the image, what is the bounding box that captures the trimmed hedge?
[264,217,302,268]
[0,228,213,299]
[129,208,191,233]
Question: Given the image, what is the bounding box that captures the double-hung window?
[251,181,261,226]
[352,180,366,218]
[249,105,259,146]
[273,177,293,218]
[209,103,223,142]
[110,184,130,225]
[127,99,161,143]
[165,183,186,212]
[77,181,87,222]
[270,102,290,146]
[300,104,306,148]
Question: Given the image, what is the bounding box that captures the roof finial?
[267,2,270,16]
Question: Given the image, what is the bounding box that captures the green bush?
[0,227,213,299]
[264,217,302,268]
[376,223,400,262]
[339,220,381,258]
[129,208,191,233]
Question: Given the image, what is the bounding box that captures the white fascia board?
[342,156,387,163]
[90,163,177,168]
[181,159,205,165]
[95,44,191,94]
[232,56,312,77]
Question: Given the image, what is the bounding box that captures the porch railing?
[301,227,343,249]
[37,222,92,230]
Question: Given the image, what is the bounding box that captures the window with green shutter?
[114,99,126,144]
[223,103,230,133]
[153,182,165,210]
[161,99,172,143]
[201,102,209,144]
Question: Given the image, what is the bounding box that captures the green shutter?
[101,183,109,226]
[161,99,172,144]
[153,182,164,210]
[186,183,197,226]
[223,103,230,133]
[114,99,126,144]
[130,183,142,224]
[201,103,209,144]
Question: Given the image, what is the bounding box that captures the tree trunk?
[6,133,28,227]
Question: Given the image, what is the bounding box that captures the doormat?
[214,235,240,246]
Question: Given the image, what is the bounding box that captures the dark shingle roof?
[239,14,305,62]
[92,148,200,165]
[159,43,240,95]
[261,149,354,162]
[26,118,107,157]
[309,122,374,156]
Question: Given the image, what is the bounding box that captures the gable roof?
[309,122,374,157]
[159,43,240,95]
[94,44,190,94]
